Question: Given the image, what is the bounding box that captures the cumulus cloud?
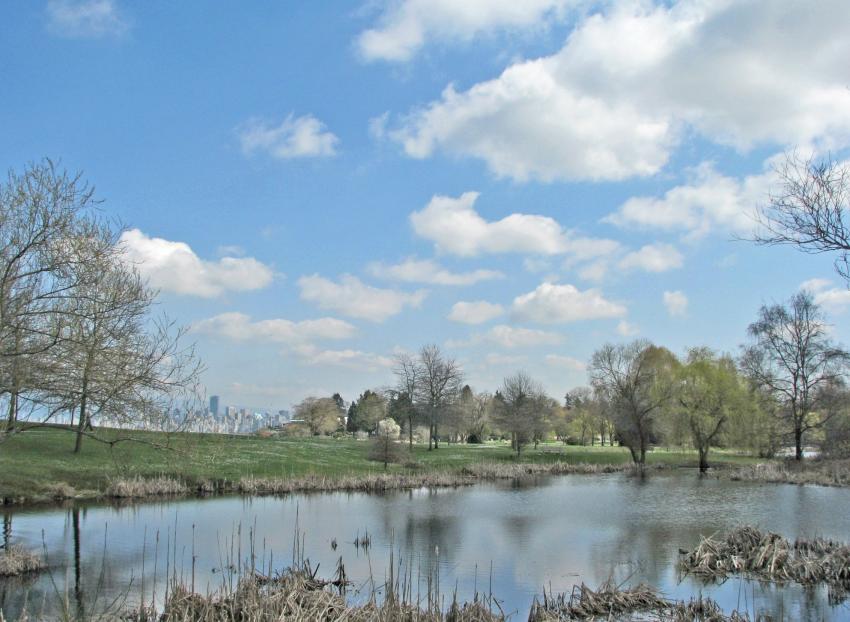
[512,282,626,324]
[357,0,572,62]
[449,324,563,349]
[368,258,503,285]
[448,300,504,324]
[298,274,427,322]
[388,1,850,181]
[238,114,338,159]
[606,162,774,238]
[801,279,850,314]
[617,320,639,337]
[663,290,688,317]
[544,354,586,371]
[120,229,274,298]
[46,0,128,38]
[411,192,619,259]
[292,344,394,370]
[618,243,684,273]
[192,312,356,344]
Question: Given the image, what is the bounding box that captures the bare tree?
[492,371,547,457]
[754,152,850,283]
[589,340,675,468]
[416,344,462,450]
[0,161,115,435]
[741,291,848,460]
[393,353,420,449]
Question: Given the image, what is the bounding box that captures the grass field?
[0,427,762,504]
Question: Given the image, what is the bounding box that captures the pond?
[2,472,850,620]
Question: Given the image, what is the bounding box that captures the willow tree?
[675,348,750,472]
[590,340,677,468]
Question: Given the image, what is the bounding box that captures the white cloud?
[512,282,626,324]
[192,312,356,344]
[120,229,274,298]
[388,1,850,181]
[298,274,427,322]
[368,257,503,285]
[292,344,394,370]
[618,243,684,273]
[357,0,572,62]
[616,320,639,337]
[410,192,619,259]
[46,0,128,38]
[238,114,338,159]
[449,324,563,349]
[801,279,850,314]
[606,162,774,238]
[544,354,586,371]
[448,300,504,325]
[663,290,688,317]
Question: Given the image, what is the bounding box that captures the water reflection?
[1,473,849,620]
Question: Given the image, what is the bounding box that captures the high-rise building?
[209,395,220,417]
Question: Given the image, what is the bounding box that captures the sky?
[2,0,850,411]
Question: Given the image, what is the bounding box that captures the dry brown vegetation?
[679,526,850,602]
[527,581,751,621]
[105,476,189,498]
[0,545,45,577]
[724,459,850,487]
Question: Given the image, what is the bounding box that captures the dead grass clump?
[725,459,850,487]
[44,481,77,499]
[0,545,45,577]
[528,582,751,621]
[105,476,189,498]
[679,526,850,595]
[156,562,503,622]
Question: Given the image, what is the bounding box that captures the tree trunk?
[433,422,439,449]
[698,446,709,473]
[5,390,17,433]
[408,415,413,450]
[74,377,89,454]
[795,426,803,461]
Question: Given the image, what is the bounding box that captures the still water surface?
[2,472,850,620]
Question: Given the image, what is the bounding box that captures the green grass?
[0,427,762,503]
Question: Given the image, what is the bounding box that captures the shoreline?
[0,461,659,509]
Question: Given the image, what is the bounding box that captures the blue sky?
[3,0,850,410]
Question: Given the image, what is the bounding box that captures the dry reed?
[105,476,189,498]
[679,525,850,596]
[0,545,45,577]
[528,581,752,621]
[724,459,850,488]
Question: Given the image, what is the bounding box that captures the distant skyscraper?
[209,395,220,417]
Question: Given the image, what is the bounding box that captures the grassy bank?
[0,427,760,504]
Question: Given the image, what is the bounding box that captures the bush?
[368,431,405,469]
[376,418,401,439]
[281,422,310,438]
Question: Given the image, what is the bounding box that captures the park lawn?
[0,427,761,503]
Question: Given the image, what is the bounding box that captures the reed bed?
[679,526,850,596]
[0,545,45,577]
[724,459,850,487]
[528,581,751,621]
[129,560,503,622]
[105,476,190,498]
[237,461,637,497]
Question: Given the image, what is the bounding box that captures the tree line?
[294,291,850,471]
[0,161,202,452]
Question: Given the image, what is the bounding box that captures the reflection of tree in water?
[378,489,464,573]
[588,519,671,588]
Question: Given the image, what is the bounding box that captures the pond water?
[2,472,850,620]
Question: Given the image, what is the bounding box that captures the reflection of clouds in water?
[3,474,850,620]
